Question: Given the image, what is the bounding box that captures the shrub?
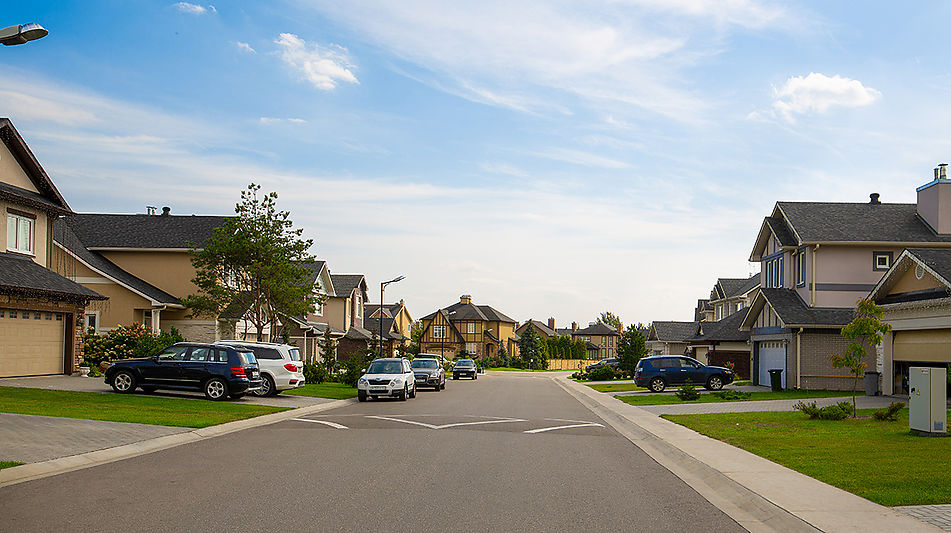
[570,371,586,380]
[712,390,751,401]
[303,363,330,384]
[793,400,851,421]
[873,401,905,421]
[587,366,616,381]
[509,355,528,369]
[83,323,185,367]
[676,380,701,401]
[340,358,363,388]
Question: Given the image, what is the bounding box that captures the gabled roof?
[63,213,228,249]
[740,289,853,330]
[688,308,750,343]
[344,325,375,341]
[329,274,367,299]
[518,319,556,337]
[366,302,403,319]
[53,219,182,306]
[649,321,699,342]
[363,317,406,341]
[574,322,620,336]
[584,341,600,351]
[421,300,516,324]
[869,248,951,304]
[0,118,71,215]
[714,275,760,301]
[0,252,105,301]
[694,299,712,321]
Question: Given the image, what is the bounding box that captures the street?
[0,373,743,532]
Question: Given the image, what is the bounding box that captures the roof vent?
[869,193,881,205]
[146,206,157,215]
[940,163,949,180]
[161,206,171,216]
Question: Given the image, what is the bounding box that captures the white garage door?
[758,341,786,388]
[0,309,65,378]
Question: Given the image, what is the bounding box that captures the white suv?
[357,358,416,402]
[216,341,305,396]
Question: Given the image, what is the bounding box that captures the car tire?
[254,374,276,397]
[649,377,666,392]
[111,371,136,394]
[409,384,416,398]
[140,386,157,394]
[204,378,228,401]
[473,374,478,380]
[399,385,408,401]
[706,375,724,391]
[441,380,446,390]
[358,391,368,402]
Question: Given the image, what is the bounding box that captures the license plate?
[370,387,387,392]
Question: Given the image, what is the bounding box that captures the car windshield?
[288,348,302,361]
[412,360,437,369]
[367,361,403,374]
[456,360,475,367]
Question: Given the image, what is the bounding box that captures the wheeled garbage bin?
[768,369,784,391]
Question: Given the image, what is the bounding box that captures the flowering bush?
[83,323,185,367]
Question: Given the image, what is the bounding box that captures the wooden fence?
[546,358,589,371]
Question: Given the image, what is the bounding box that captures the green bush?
[587,366,616,381]
[793,400,852,420]
[712,390,752,401]
[570,371,586,380]
[340,358,363,388]
[676,380,701,401]
[303,363,330,384]
[83,323,185,367]
[873,401,905,421]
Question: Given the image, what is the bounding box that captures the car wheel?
[358,391,368,402]
[111,371,136,393]
[649,377,666,392]
[399,385,408,401]
[140,386,157,394]
[473,374,478,380]
[706,375,724,391]
[409,384,416,398]
[441,380,446,390]
[255,375,276,397]
[204,378,228,401]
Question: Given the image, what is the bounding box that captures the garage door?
[758,341,786,388]
[0,309,65,377]
[893,330,951,363]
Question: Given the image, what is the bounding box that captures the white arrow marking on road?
[292,418,348,429]
[366,415,525,429]
[524,423,603,434]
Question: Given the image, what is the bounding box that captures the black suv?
[104,342,263,400]
[634,355,734,392]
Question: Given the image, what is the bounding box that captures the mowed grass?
[0,461,24,470]
[617,389,856,406]
[281,382,358,399]
[665,409,951,506]
[588,383,647,393]
[0,386,287,428]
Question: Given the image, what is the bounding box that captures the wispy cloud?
[234,41,256,53]
[274,33,358,91]
[173,2,215,15]
[529,148,631,169]
[760,73,882,123]
[259,117,307,124]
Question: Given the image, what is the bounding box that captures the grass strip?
[617,389,857,406]
[665,409,951,506]
[281,382,358,399]
[588,383,647,393]
[0,461,24,470]
[0,386,287,428]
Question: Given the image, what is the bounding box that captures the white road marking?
[366,415,525,429]
[545,417,602,424]
[291,418,349,429]
[524,423,604,434]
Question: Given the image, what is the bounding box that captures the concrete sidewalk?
[557,375,941,533]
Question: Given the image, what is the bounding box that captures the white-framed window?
[433,325,446,339]
[6,213,34,254]
[466,342,477,354]
[84,311,100,333]
[797,249,806,286]
[467,322,475,334]
[355,295,362,318]
[873,251,893,272]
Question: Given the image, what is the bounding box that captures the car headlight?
[390,379,403,386]
[358,377,367,384]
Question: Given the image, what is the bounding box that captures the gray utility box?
[909,366,947,437]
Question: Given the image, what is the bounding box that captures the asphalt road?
[0,372,743,532]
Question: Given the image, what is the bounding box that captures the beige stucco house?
[419,294,518,359]
[366,300,414,347]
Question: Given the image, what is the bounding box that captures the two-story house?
[741,169,951,389]
[710,275,759,321]
[0,118,106,377]
[515,318,557,339]
[418,294,518,359]
[278,260,346,362]
[366,299,414,348]
[647,321,697,356]
[685,275,759,374]
[570,322,620,360]
[328,274,374,360]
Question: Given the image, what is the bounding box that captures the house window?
[873,251,893,272]
[6,213,34,254]
[433,325,446,339]
[84,312,99,333]
[355,295,362,318]
[465,343,477,354]
[467,322,475,334]
[797,249,806,286]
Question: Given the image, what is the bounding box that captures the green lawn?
[588,383,647,393]
[617,389,857,406]
[281,382,358,399]
[0,461,24,470]
[665,409,951,506]
[0,386,287,428]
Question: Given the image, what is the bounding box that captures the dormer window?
[6,211,34,255]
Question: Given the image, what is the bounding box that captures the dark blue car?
[104,342,262,400]
[634,355,734,392]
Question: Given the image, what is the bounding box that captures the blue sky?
[3,1,951,327]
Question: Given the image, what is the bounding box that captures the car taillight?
[284,363,298,372]
[231,367,246,377]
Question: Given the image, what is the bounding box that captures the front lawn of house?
[281,382,358,399]
[0,461,24,470]
[617,389,856,406]
[665,408,951,506]
[588,383,647,393]
[0,386,287,428]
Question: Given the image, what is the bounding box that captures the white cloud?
[528,148,631,169]
[234,41,256,54]
[173,2,215,15]
[259,117,307,124]
[770,73,882,122]
[274,33,358,91]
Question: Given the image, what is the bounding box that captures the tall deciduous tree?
[617,325,648,378]
[184,183,320,341]
[830,299,891,416]
[599,311,623,330]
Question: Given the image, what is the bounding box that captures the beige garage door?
[893,329,951,363]
[0,308,65,377]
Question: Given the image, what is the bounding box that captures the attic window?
[873,252,893,272]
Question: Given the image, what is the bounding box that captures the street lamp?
[379,275,404,356]
[0,23,49,46]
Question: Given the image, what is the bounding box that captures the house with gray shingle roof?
[366,299,414,352]
[741,165,951,390]
[686,309,752,378]
[647,321,698,356]
[418,295,519,360]
[571,321,621,360]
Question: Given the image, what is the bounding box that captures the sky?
[3,1,951,328]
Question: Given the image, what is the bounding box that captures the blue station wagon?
[634,355,734,392]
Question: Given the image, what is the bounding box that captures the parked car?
[633,355,734,392]
[357,358,416,402]
[216,340,305,396]
[453,359,478,380]
[585,358,619,372]
[104,342,263,400]
[411,357,446,391]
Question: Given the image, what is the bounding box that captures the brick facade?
[797,330,860,391]
[0,293,88,374]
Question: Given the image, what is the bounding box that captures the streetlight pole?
[0,23,49,46]
[380,275,404,357]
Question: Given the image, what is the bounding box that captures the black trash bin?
[768,369,784,391]
[864,371,881,396]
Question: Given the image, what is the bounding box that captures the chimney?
[917,163,951,234]
[571,321,578,332]
[460,294,471,305]
[146,206,157,215]
[547,317,556,330]
[869,193,881,205]
[161,206,171,216]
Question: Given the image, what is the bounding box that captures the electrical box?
[909,366,947,437]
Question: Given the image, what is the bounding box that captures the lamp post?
[0,23,49,46]
[379,275,404,356]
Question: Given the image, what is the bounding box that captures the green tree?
[830,299,891,417]
[599,311,623,330]
[518,327,549,370]
[319,328,338,378]
[617,325,648,378]
[405,321,424,357]
[183,183,321,341]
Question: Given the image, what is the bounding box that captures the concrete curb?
[557,377,941,533]
[0,397,356,489]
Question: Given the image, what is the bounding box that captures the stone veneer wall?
[0,293,87,374]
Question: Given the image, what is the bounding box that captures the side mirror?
[361,368,366,373]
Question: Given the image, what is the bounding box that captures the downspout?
[811,244,820,306]
[796,327,803,389]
